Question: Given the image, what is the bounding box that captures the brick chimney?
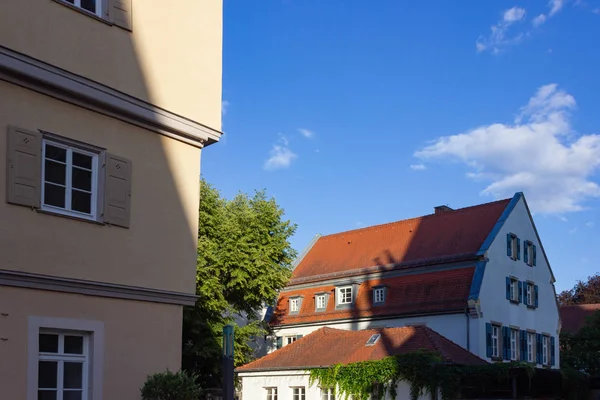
[434,205,454,215]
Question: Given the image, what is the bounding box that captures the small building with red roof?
[560,303,600,334]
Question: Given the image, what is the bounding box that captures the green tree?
[561,310,600,376]
[558,273,600,306]
[182,180,297,388]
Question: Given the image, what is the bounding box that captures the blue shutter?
[504,327,511,360]
[524,242,529,263]
[536,334,542,364]
[507,234,512,257]
[276,336,282,349]
[486,323,492,358]
[517,238,521,260]
[506,277,511,300]
[296,334,303,340]
[533,245,537,266]
[518,281,523,303]
[534,285,539,308]
[520,330,526,361]
[551,336,556,366]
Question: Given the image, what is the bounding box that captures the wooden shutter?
[109,0,132,30]
[517,238,521,260]
[533,245,537,266]
[6,126,41,208]
[536,334,542,364]
[520,330,526,361]
[506,234,512,257]
[518,281,523,303]
[524,241,529,264]
[296,335,303,340]
[534,285,539,308]
[276,336,282,350]
[502,327,508,360]
[103,153,132,228]
[485,323,492,358]
[505,277,511,300]
[550,336,556,366]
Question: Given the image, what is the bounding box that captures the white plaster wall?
[239,371,431,400]
[270,313,468,354]
[477,196,560,367]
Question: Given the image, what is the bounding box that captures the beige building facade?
[0,0,222,398]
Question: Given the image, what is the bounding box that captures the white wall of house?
[477,196,560,367]
[238,370,432,400]
[271,313,468,353]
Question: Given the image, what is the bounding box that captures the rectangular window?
[373,287,385,304]
[491,324,500,358]
[285,336,297,345]
[37,330,89,400]
[61,0,103,16]
[526,283,534,307]
[543,336,550,365]
[321,387,335,400]
[42,139,99,220]
[510,329,518,360]
[527,333,534,362]
[337,286,353,305]
[509,278,519,302]
[316,295,326,310]
[292,387,306,400]
[266,387,278,400]
[290,298,299,313]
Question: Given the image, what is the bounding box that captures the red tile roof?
[272,267,475,326]
[237,326,486,372]
[560,304,600,334]
[292,198,510,281]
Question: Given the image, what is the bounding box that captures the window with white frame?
[285,336,297,345]
[316,294,326,310]
[542,335,550,365]
[525,241,535,266]
[527,332,535,363]
[509,278,519,302]
[525,283,534,306]
[42,139,99,220]
[62,0,103,17]
[320,387,336,400]
[289,298,300,313]
[510,329,518,360]
[337,286,353,305]
[373,287,385,304]
[509,233,518,259]
[491,324,500,358]
[292,387,306,400]
[37,330,89,400]
[266,387,278,400]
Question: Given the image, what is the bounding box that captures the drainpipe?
[465,309,470,352]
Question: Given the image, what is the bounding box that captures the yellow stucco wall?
[0,0,223,129]
[0,80,200,294]
[0,286,182,399]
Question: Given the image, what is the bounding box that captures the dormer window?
[373,286,386,305]
[337,286,353,305]
[315,293,328,312]
[288,296,303,315]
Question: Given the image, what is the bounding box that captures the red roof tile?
[237,326,486,372]
[560,304,600,334]
[292,199,510,281]
[272,267,475,326]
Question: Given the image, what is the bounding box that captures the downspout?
[465,309,470,352]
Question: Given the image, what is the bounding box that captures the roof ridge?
[318,198,511,240]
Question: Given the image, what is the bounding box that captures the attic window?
[365,334,381,346]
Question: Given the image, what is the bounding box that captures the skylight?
[365,334,381,346]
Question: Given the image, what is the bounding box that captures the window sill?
[335,303,353,310]
[509,299,520,305]
[315,308,326,313]
[52,0,113,26]
[526,305,537,310]
[37,209,105,226]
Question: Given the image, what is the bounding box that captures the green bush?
[141,370,202,400]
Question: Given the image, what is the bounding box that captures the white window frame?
[61,0,103,17]
[542,335,549,365]
[41,138,100,221]
[320,387,335,400]
[289,298,299,313]
[337,286,353,305]
[27,317,104,400]
[316,294,326,310]
[526,283,534,306]
[526,241,534,266]
[373,287,385,304]
[266,387,278,400]
[510,278,519,302]
[292,387,306,400]
[510,329,518,361]
[491,324,500,358]
[527,333,534,363]
[285,336,297,345]
[510,235,518,259]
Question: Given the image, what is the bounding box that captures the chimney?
[434,205,453,215]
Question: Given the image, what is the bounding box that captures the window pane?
[64,335,84,355]
[71,190,91,214]
[44,160,66,185]
[81,0,96,12]
[64,362,83,389]
[45,145,66,162]
[72,167,92,191]
[44,183,66,208]
[38,390,57,400]
[39,334,59,353]
[72,152,92,170]
[64,392,83,400]
[38,361,58,388]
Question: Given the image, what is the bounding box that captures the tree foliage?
[557,273,600,306]
[561,310,600,376]
[182,180,297,388]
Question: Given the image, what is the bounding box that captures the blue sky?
[201,0,600,293]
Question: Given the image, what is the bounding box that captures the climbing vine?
[308,350,537,400]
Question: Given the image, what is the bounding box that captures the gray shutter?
[6,126,41,208]
[109,0,132,30]
[103,153,132,228]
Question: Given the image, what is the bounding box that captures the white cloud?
[263,135,298,171]
[593,8,600,14]
[221,100,230,117]
[410,164,427,171]
[533,14,547,26]
[476,7,527,53]
[569,227,578,234]
[414,84,600,214]
[549,0,565,16]
[586,221,595,227]
[298,128,314,139]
